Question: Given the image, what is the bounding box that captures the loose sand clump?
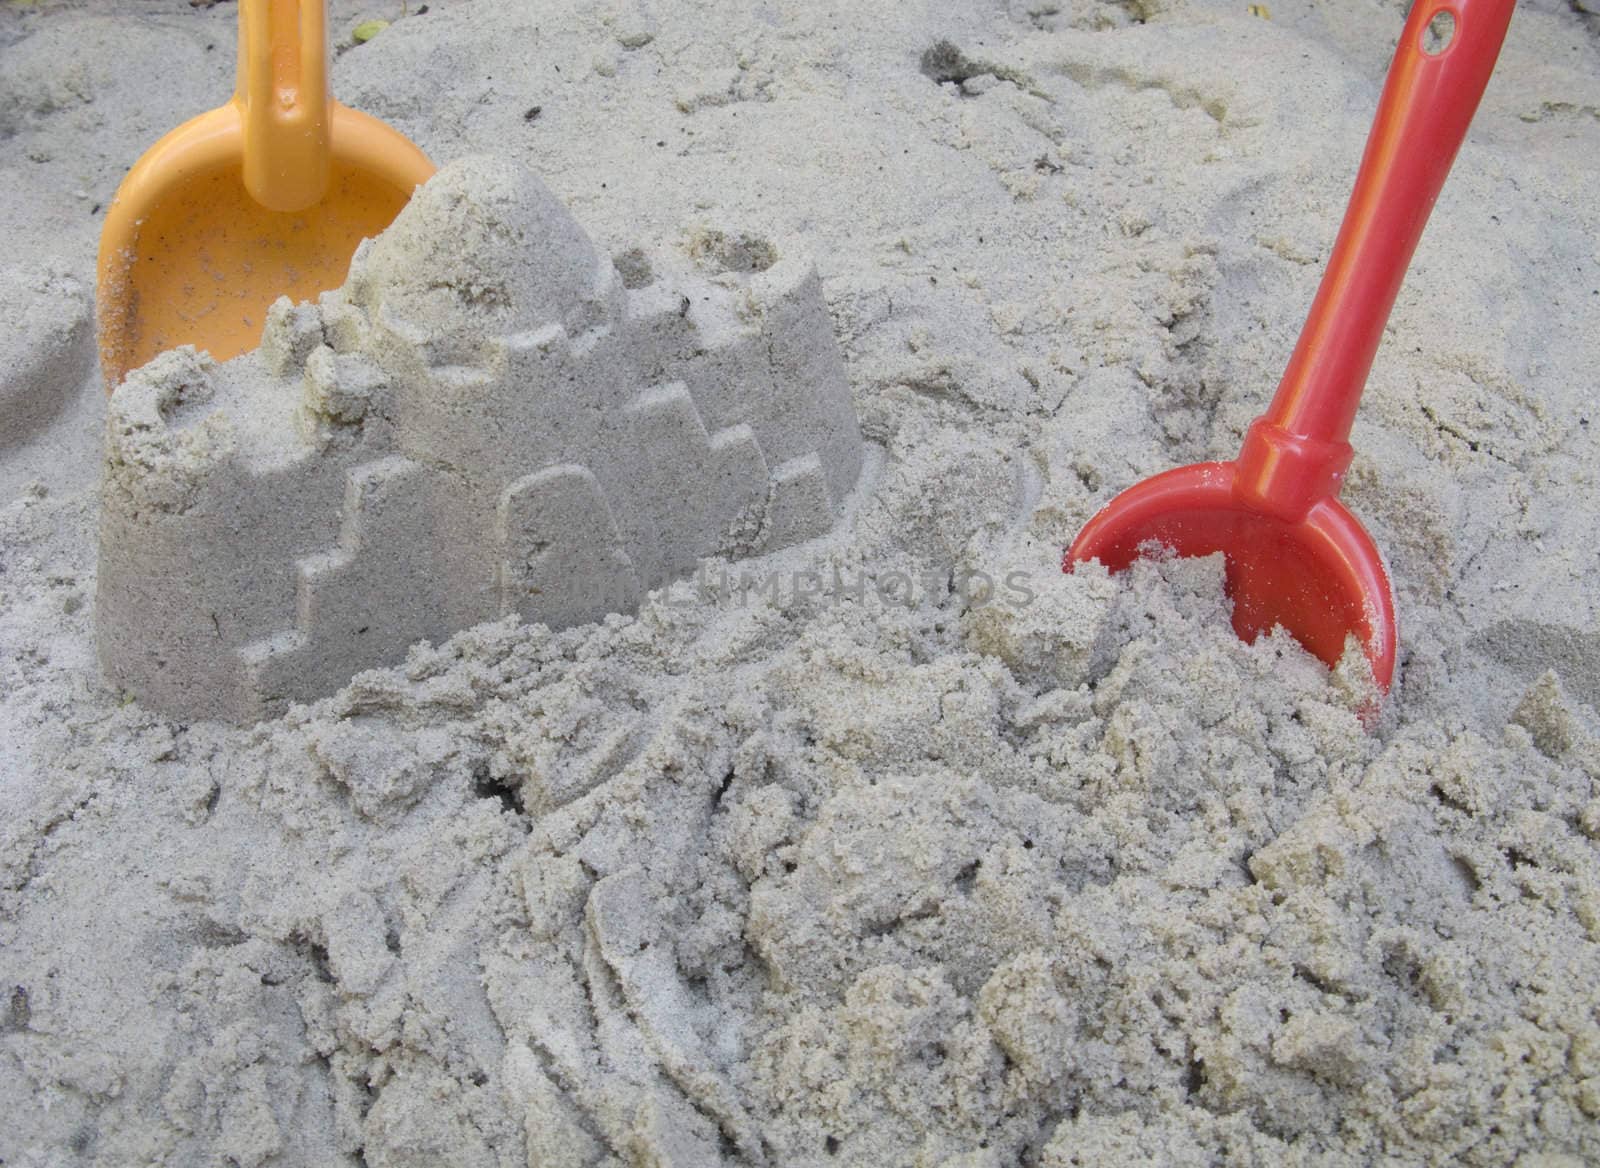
[3,0,1599,1165]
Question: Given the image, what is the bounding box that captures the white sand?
[3,0,1600,1164]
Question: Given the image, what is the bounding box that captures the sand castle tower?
[97,157,864,722]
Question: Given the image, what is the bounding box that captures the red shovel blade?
[1064,461,1397,691]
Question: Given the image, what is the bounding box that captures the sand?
[3,0,1599,1165]
[95,156,865,721]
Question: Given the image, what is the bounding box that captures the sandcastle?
[96,157,865,722]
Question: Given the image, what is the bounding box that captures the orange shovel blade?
[96,102,433,387]
[1065,462,1398,691]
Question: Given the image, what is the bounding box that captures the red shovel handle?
[1272,0,1514,442]
[1236,0,1513,520]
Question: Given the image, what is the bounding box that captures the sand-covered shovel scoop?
[1064,0,1514,695]
[96,0,435,388]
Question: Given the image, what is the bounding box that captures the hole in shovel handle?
[1422,9,1456,54]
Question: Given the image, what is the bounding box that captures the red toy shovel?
[1064,0,1514,694]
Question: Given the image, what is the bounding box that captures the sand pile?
[3,0,1599,1165]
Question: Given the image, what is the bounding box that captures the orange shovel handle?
[236,0,331,212]
[1235,0,1514,521]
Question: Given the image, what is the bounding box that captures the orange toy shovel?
[96,0,435,388]
[1064,0,1515,695]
